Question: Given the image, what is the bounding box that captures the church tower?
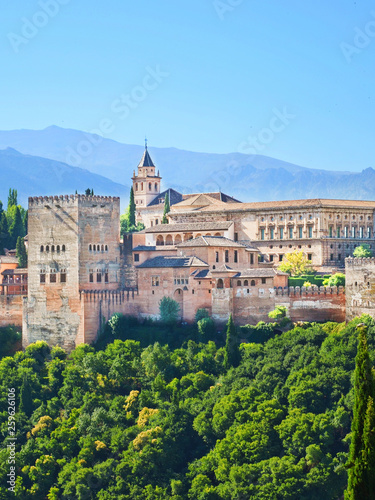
[132,141,161,213]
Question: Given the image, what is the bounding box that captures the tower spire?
[145,137,148,150]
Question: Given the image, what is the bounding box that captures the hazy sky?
[1,1,374,171]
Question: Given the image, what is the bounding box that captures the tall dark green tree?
[19,374,33,417]
[7,188,17,209]
[23,210,28,235]
[127,187,136,227]
[224,314,240,369]
[0,212,10,253]
[9,206,24,248]
[345,324,375,500]
[16,236,27,268]
[162,191,170,224]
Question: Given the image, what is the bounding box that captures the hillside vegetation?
[1,315,374,499]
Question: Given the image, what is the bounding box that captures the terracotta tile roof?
[0,256,18,264]
[145,221,233,233]
[137,256,209,268]
[233,268,289,278]
[172,193,229,209]
[183,199,375,213]
[177,236,246,248]
[181,192,241,203]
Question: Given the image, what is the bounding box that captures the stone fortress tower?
[132,140,161,222]
[22,194,121,351]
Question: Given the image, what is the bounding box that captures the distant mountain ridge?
[0,147,129,208]
[0,125,374,204]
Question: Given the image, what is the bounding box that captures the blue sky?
[1,1,374,172]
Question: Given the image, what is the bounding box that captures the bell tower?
[132,140,161,212]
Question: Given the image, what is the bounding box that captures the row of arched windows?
[89,244,108,252]
[135,182,158,192]
[40,245,66,253]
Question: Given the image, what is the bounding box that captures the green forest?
[0,189,27,260]
[0,314,374,499]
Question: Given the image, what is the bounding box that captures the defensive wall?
[0,295,23,328]
[345,257,375,320]
[213,285,346,325]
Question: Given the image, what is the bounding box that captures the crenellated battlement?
[275,285,345,296]
[80,288,138,302]
[345,257,375,267]
[28,194,120,206]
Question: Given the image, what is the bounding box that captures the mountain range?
[0,125,375,209]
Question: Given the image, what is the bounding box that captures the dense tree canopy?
[0,315,374,498]
[353,244,373,258]
[278,250,312,275]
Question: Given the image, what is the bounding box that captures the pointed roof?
[137,143,155,168]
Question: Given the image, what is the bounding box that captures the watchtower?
[23,194,121,351]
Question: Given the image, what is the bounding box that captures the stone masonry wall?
[0,296,23,328]
[213,285,345,325]
[345,257,375,321]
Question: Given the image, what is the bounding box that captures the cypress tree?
[23,210,28,235]
[224,314,240,369]
[363,397,375,495]
[19,374,33,417]
[7,188,17,209]
[127,187,136,227]
[162,191,170,224]
[0,212,10,252]
[16,236,27,268]
[345,324,375,499]
[9,206,24,248]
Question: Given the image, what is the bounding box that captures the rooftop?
[147,188,183,207]
[177,236,246,248]
[180,198,375,214]
[145,221,233,233]
[233,268,289,278]
[137,256,209,269]
[137,146,156,168]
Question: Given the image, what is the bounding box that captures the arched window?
[62,245,66,252]
[141,182,143,190]
[105,245,108,252]
[244,280,249,286]
[251,280,256,286]
[174,234,182,244]
[149,183,152,191]
[135,183,138,191]
[51,245,55,252]
[215,232,221,236]
[40,245,44,252]
[237,280,241,286]
[46,245,49,252]
[57,245,60,253]
[156,235,164,246]
[89,244,92,251]
[165,234,173,245]
[155,183,158,191]
[217,278,224,289]
[101,245,104,252]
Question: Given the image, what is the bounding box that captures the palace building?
[2,143,375,351]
